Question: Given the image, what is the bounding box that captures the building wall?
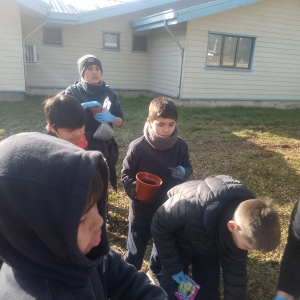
[24,13,150,92]
[148,25,186,98]
[0,0,25,97]
[181,0,300,100]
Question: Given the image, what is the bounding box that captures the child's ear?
[146,118,152,126]
[227,220,238,232]
[48,125,57,134]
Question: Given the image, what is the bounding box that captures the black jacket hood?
[0,132,109,288]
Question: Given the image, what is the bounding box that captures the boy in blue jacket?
[121,97,193,283]
[0,132,167,300]
[151,175,281,300]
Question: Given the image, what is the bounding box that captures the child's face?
[147,117,176,137]
[77,204,103,255]
[55,125,85,145]
[83,64,102,84]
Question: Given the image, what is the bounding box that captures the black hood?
[0,132,109,288]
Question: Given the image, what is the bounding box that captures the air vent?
[25,45,37,63]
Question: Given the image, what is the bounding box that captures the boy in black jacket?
[121,97,192,282]
[275,199,300,300]
[151,175,281,300]
[0,132,167,300]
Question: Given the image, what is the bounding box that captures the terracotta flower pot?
[90,106,103,116]
[135,172,163,201]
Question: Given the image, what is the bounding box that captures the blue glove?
[275,296,287,300]
[95,111,116,123]
[172,271,187,284]
[81,101,101,110]
[168,166,186,180]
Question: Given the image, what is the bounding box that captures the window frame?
[205,31,257,72]
[131,34,148,53]
[102,31,121,51]
[43,26,63,46]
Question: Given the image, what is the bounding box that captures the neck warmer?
[81,78,105,94]
[143,122,178,150]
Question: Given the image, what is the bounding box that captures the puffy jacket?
[151,175,255,300]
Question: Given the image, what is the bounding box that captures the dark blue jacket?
[277,199,300,298]
[65,82,123,190]
[0,133,167,300]
[151,175,255,300]
[121,135,192,226]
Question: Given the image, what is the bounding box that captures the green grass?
[1,95,300,299]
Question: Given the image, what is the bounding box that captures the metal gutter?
[163,20,184,99]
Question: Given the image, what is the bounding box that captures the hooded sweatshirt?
[0,132,167,300]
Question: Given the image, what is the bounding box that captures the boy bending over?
[0,132,167,300]
[151,175,281,300]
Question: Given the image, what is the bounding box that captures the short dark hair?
[43,94,87,130]
[83,166,104,215]
[148,97,178,121]
[237,199,281,252]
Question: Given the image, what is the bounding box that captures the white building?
[1,0,299,107]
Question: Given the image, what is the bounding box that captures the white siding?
[24,13,150,90]
[148,25,186,97]
[0,0,25,91]
[181,0,300,100]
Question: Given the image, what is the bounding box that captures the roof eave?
[131,0,263,32]
[45,0,181,25]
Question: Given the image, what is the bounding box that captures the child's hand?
[95,111,116,123]
[168,166,186,180]
[81,101,101,110]
[172,271,187,284]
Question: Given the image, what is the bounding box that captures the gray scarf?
[80,78,106,94]
[143,122,178,150]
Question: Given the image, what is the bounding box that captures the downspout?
[163,20,184,98]
[22,19,48,91]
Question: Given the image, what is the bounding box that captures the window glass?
[132,35,148,52]
[206,33,255,70]
[103,33,120,50]
[207,34,222,66]
[223,36,238,67]
[236,37,253,68]
[43,27,62,45]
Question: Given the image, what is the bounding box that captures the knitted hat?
[77,54,103,78]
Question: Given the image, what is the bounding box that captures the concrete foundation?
[0,92,25,102]
[25,88,300,109]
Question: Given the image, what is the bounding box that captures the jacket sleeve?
[151,194,187,275]
[220,231,248,300]
[277,199,300,298]
[105,249,168,300]
[180,140,193,182]
[121,144,139,199]
[108,90,124,123]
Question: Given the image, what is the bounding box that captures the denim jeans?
[160,252,221,300]
[124,222,162,273]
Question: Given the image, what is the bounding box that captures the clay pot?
[135,172,163,201]
[90,106,103,116]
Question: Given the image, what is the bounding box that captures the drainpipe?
[164,20,184,98]
[22,19,48,91]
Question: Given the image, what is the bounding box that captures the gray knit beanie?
[77,54,103,78]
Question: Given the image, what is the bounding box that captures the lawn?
[1,95,300,299]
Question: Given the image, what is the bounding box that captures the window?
[132,35,148,52]
[43,27,62,46]
[103,32,120,50]
[206,32,255,70]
